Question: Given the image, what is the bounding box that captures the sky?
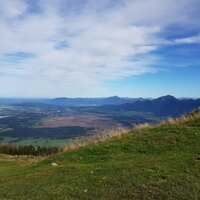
[0,0,200,98]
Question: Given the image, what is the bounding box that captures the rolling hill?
[0,109,200,199]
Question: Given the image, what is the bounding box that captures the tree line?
[0,144,62,156]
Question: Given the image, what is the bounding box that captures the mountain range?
[49,96,146,106]
[0,95,200,118]
[87,95,200,117]
[0,96,145,106]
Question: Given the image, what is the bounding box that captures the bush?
[0,144,62,156]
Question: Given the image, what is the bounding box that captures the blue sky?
[0,0,199,98]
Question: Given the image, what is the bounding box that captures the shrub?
[0,144,62,156]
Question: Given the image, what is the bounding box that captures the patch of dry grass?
[160,108,200,125]
[134,123,153,129]
[160,117,178,125]
[63,126,129,152]
[178,108,200,122]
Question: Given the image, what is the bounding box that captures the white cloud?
[0,0,199,97]
[174,35,200,44]
[0,0,27,19]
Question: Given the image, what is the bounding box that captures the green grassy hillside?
[0,110,200,200]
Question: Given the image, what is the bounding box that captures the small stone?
[51,162,58,167]
[194,157,200,161]
[90,170,94,174]
[84,189,88,193]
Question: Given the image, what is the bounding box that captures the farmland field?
[38,114,118,129]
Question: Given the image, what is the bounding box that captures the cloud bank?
[0,0,199,97]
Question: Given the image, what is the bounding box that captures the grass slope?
[0,110,200,199]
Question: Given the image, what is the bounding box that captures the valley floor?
[0,112,200,199]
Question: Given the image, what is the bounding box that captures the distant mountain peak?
[156,95,177,101]
[107,95,120,99]
[54,97,68,100]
